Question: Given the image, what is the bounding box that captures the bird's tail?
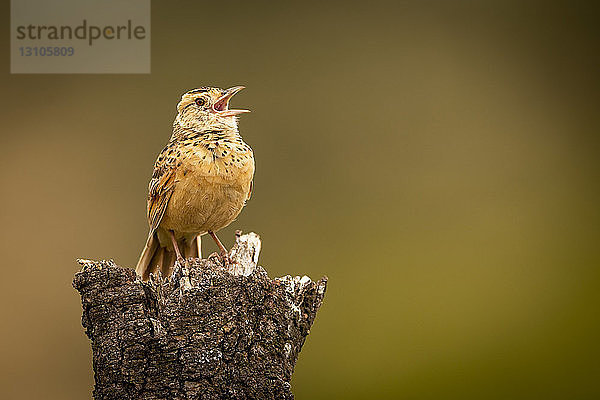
[136,231,201,281]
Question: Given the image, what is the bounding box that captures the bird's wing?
[147,144,178,232]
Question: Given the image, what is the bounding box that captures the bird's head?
[175,86,249,131]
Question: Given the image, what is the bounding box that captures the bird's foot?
[221,252,232,266]
[208,251,231,266]
[208,252,220,262]
[175,256,185,265]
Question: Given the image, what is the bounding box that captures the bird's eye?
[195,98,206,107]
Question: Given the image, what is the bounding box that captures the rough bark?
[73,232,327,400]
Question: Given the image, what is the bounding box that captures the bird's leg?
[169,230,185,263]
[196,234,202,259]
[208,230,230,264]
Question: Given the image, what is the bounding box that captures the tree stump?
[73,232,327,400]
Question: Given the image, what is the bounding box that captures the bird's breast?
[160,142,254,234]
[181,143,254,185]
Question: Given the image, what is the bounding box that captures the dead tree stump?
[73,232,327,400]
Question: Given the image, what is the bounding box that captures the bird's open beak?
[212,86,250,117]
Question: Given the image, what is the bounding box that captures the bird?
[135,86,254,280]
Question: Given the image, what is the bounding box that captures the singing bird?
[136,86,254,280]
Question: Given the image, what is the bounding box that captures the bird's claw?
[220,252,232,266]
[207,252,230,266]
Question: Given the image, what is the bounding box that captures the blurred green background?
[1,1,599,399]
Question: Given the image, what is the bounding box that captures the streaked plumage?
[136,86,254,280]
